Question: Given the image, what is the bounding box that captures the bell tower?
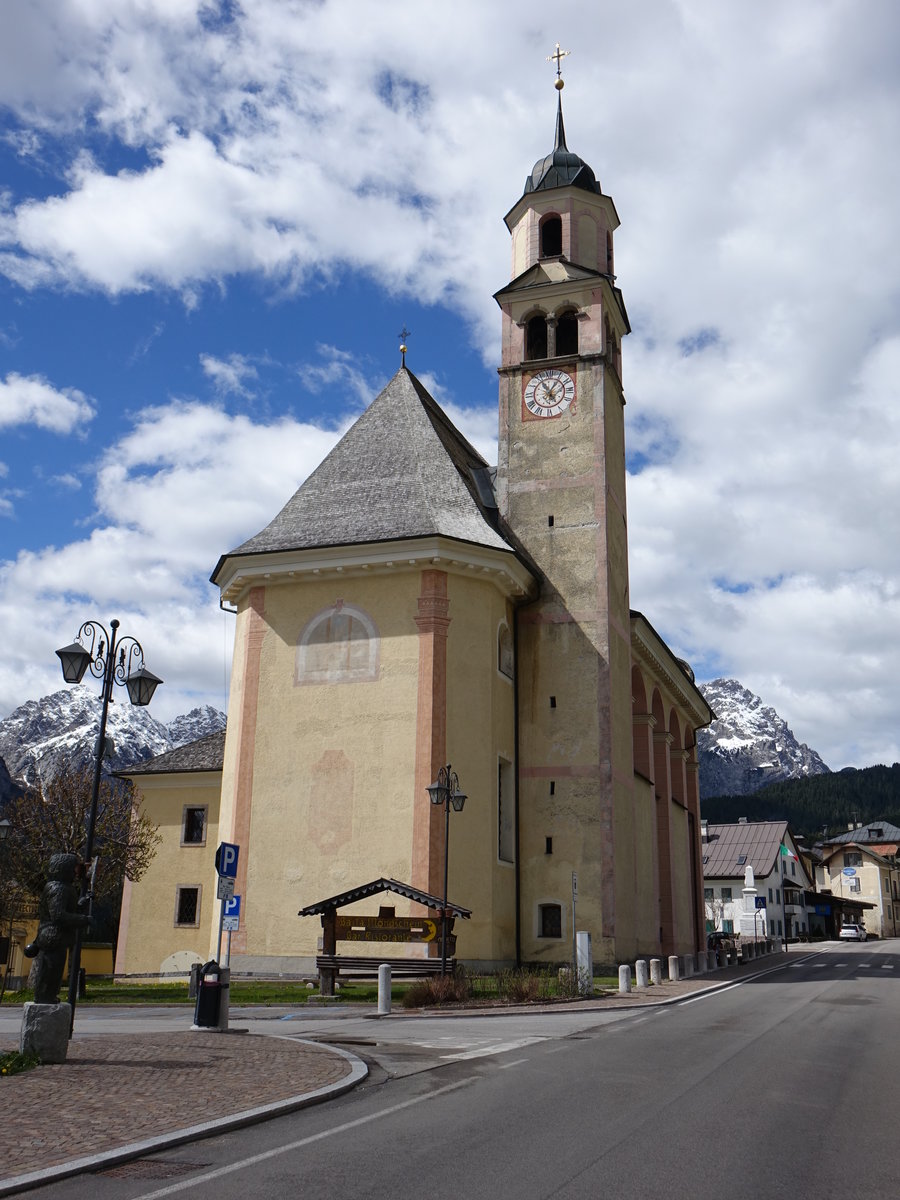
[496,61,634,963]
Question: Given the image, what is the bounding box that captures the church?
[115,83,713,980]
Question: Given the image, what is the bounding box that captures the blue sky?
[1,0,899,770]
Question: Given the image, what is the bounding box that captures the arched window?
[525,314,548,361]
[540,214,562,257]
[556,311,578,358]
[296,603,379,685]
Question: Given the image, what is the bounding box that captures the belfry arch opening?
[556,310,578,358]
[525,314,548,361]
[540,214,562,257]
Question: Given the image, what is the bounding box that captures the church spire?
[521,48,601,198]
[554,92,567,151]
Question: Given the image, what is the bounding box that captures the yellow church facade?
[115,93,712,979]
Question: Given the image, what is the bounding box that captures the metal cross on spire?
[398,325,411,367]
[546,42,570,89]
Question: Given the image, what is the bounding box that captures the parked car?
[707,931,736,955]
[839,923,868,941]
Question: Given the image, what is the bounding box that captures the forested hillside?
[700,763,900,839]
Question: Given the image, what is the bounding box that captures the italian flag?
[781,845,798,861]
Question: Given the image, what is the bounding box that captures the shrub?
[401,972,471,1008]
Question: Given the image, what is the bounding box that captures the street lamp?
[55,618,162,1026]
[0,816,13,1007]
[426,764,467,976]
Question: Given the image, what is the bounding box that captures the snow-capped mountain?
[0,687,226,788]
[697,678,829,799]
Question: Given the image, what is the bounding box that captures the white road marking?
[440,1037,546,1061]
[132,1076,479,1200]
[499,1058,529,1069]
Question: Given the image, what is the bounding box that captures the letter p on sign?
[215,841,239,879]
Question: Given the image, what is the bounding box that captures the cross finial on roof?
[546,42,570,90]
[398,324,411,367]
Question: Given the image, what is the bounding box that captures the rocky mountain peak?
[0,687,226,789]
[697,678,829,799]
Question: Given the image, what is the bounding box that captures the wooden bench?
[316,954,455,978]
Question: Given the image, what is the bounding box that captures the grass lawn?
[2,971,621,1007]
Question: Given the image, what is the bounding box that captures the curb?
[0,1039,368,1198]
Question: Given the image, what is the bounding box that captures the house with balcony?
[816,835,899,939]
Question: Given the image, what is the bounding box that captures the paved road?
[12,942,899,1200]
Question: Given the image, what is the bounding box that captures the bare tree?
[0,762,160,911]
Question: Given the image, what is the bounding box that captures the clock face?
[523,368,575,418]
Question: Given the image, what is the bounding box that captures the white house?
[702,819,811,942]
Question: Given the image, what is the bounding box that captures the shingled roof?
[212,367,514,584]
[119,729,226,776]
[702,819,806,882]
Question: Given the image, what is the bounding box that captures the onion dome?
[523,94,601,196]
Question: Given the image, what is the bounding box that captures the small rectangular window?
[768,888,773,902]
[182,806,207,846]
[175,886,201,927]
[550,696,557,708]
[498,758,514,864]
[539,904,562,939]
[548,515,554,527]
[704,887,714,901]
[721,887,732,902]
[722,919,734,934]
[737,854,747,866]
[844,852,862,868]
[545,837,553,854]
[775,889,781,904]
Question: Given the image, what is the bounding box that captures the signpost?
[571,872,578,976]
[215,842,240,962]
[754,894,766,940]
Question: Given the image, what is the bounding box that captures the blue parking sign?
[224,895,241,920]
[215,841,239,878]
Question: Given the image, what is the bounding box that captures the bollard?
[668,955,681,981]
[683,955,694,978]
[618,964,632,994]
[377,964,391,1015]
[635,959,649,989]
[696,951,707,975]
[216,966,230,1031]
[650,958,662,985]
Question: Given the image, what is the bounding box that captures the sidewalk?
[0,1030,366,1196]
[0,948,803,1195]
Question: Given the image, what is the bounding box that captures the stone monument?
[20,853,92,1063]
[738,863,764,942]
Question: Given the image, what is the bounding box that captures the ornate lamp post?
[55,619,162,1024]
[426,764,467,976]
[0,816,12,1006]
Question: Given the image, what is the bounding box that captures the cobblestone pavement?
[0,1031,359,1194]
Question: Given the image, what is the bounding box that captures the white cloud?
[200,352,258,397]
[0,372,95,432]
[295,345,385,410]
[0,397,349,722]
